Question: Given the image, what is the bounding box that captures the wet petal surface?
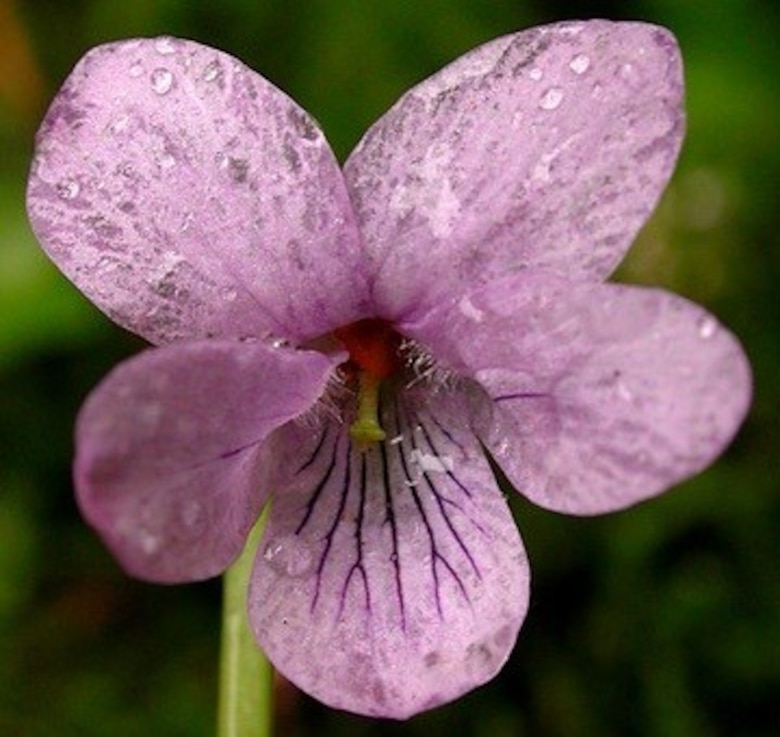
[76,340,338,582]
[251,386,529,718]
[345,20,684,320]
[405,273,752,514]
[27,37,371,345]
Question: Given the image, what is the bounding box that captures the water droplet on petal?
[616,380,634,402]
[569,53,590,75]
[129,62,144,78]
[138,530,161,555]
[151,68,175,95]
[263,535,315,577]
[180,500,204,531]
[56,179,80,200]
[410,448,454,474]
[158,152,176,169]
[618,62,642,88]
[697,316,718,339]
[154,37,177,55]
[179,210,194,232]
[109,115,130,135]
[528,67,543,81]
[539,87,564,111]
[202,60,223,83]
[228,157,249,183]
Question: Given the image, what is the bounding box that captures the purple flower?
[27,21,751,718]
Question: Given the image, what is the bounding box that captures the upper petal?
[405,273,752,514]
[27,37,371,345]
[250,384,529,718]
[345,20,684,320]
[75,340,338,582]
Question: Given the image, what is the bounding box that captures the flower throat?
[334,319,402,449]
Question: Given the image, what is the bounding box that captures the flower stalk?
[217,513,273,737]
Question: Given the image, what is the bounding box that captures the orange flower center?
[334,318,402,381]
[334,319,403,448]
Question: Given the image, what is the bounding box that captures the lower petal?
[75,340,337,582]
[249,385,529,718]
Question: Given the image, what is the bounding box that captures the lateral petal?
[405,274,752,514]
[28,37,371,345]
[75,340,337,582]
[250,386,529,718]
[345,20,684,320]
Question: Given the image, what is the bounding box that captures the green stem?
[217,513,273,737]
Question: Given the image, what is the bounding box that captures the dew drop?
[118,162,135,178]
[616,380,634,402]
[618,61,641,88]
[151,67,175,95]
[697,316,718,340]
[270,338,290,349]
[228,157,249,183]
[263,535,314,577]
[109,115,130,135]
[465,641,495,676]
[154,37,177,55]
[410,448,454,474]
[569,53,590,75]
[56,179,80,200]
[158,152,176,170]
[180,500,204,531]
[528,67,543,81]
[138,530,160,555]
[179,210,194,232]
[129,61,144,78]
[202,60,223,83]
[539,87,564,111]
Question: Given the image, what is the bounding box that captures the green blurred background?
[1,0,777,735]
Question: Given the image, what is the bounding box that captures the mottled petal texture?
[27,37,371,345]
[251,387,529,718]
[76,341,338,582]
[345,20,684,320]
[405,274,751,514]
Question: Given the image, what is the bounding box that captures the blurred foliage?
[1,0,778,735]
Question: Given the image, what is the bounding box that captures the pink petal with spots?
[27,37,371,345]
[250,386,529,718]
[76,340,338,582]
[345,20,684,320]
[405,273,751,514]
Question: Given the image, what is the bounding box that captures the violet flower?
[27,21,751,718]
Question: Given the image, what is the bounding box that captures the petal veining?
[345,20,684,320]
[27,37,371,345]
[405,273,752,515]
[75,340,338,582]
[250,385,529,718]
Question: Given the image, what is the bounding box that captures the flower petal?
[27,37,371,345]
[250,386,529,718]
[404,273,752,514]
[345,20,684,320]
[75,340,338,582]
